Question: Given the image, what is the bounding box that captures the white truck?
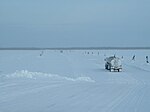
[105,56,122,72]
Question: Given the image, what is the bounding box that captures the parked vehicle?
[105,56,122,72]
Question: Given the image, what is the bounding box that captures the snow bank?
[5,70,95,83]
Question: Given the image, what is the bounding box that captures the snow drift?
[5,70,95,82]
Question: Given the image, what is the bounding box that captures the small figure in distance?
[132,55,135,61]
[40,51,44,56]
[146,56,149,63]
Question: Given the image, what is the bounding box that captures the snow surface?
[0,50,150,112]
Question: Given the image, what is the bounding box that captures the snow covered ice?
[0,50,150,112]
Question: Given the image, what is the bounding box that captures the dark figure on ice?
[132,55,135,61]
[40,51,44,56]
[146,56,149,63]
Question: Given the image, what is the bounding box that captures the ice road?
[0,50,150,112]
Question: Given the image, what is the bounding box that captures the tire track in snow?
[124,63,150,85]
[102,86,136,112]
[124,63,150,73]
[114,85,147,112]
[93,63,149,112]
[101,84,147,112]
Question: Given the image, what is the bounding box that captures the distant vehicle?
[105,56,122,72]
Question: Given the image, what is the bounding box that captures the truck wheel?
[108,65,111,70]
[110,69,113,72]
[106,66,108,70]
[118,69,120,72]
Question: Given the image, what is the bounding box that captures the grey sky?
[0,0,150,47]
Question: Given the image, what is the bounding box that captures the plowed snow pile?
[5,70,95,82]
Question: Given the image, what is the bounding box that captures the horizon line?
[0,47,150,50]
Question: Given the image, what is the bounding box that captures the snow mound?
[5,70,95,83]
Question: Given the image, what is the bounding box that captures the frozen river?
[0,50,150,112]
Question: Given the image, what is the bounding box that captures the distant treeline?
[0,47,150,50]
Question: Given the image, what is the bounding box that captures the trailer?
[105,56,122,72]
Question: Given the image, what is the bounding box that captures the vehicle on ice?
[105,56,122,72]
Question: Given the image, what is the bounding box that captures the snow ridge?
[5,70,95,83]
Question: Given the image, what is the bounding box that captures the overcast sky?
[0,0,150,47]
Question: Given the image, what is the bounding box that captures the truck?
[105,56,122,72]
